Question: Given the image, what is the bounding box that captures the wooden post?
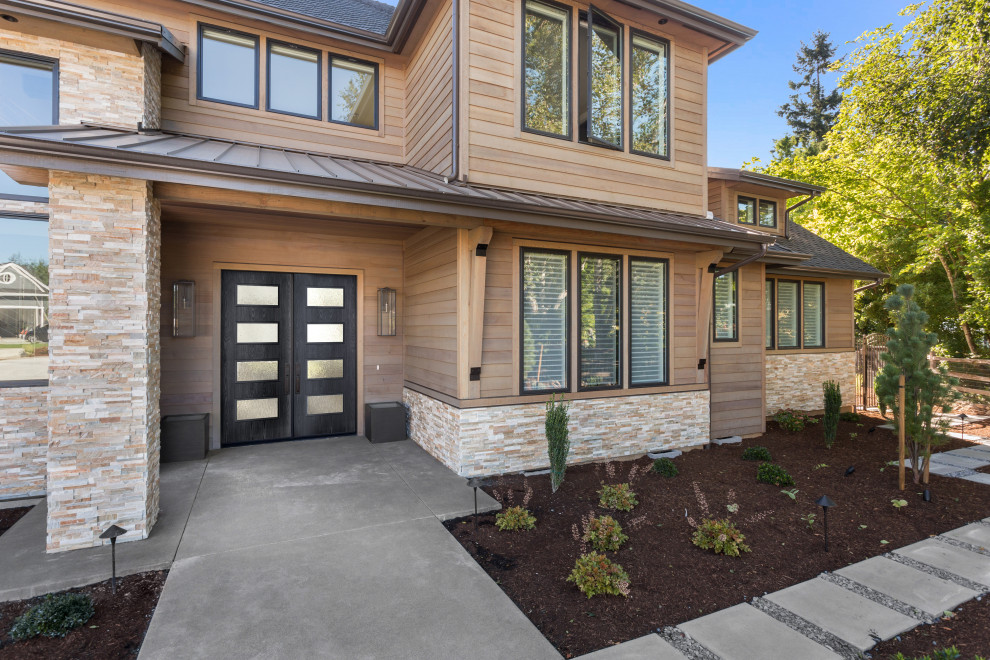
[898,373,906,491]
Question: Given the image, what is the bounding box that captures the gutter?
[448,0,460,182]
[854,277,886,293]
[714,242,769,277]
[784,191,817,240]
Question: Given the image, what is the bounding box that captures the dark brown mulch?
[871,595,990,658]
[443,413,990,658]
[0,507,32,538]
[0,571,167,659]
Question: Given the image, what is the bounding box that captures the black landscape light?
[466,476,491,530]
[959,413,968,442]
[816,495,835,552]
[845,466,855,477]
[99,525,127,594]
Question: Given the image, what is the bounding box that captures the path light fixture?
[816,495,835,552]
[99,524,127,594]
[466,476,492,530]
[959,413,968,442]
[844,466,855,477]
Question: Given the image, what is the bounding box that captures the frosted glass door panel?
[236,398,278,420]
[308,359,343,379]
[237,360,278,381]
[307,287,343,307]
[307,394,343,415]
[307,324,343,343]
[237,323,279,343]
[237,285,278,305]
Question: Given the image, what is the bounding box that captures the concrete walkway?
[581,517,990,659]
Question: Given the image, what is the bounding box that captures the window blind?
[777,281,799,348]
[629,259,667,385]
[579,255,621,388]
[765,279,774,348]
[803,282,824,347]
[522,250,569,391]
[713,272,737,340]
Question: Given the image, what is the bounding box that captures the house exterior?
[0,0,882,552]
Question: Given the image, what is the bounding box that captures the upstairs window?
[630,33,669,158]
[522,0,570,138]
[198,25,259,108]
[759,199,777,228]
[579,254,621,389]
[713,271,737,342]
[521,249,569,393]
[267,41,321,120]
[0,51,57,200]
[330,56,377,129]
[737,196,756,225]
[579,8,623,148]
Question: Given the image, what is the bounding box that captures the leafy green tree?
[876,285,957,484]
[777,31,842,153]
[524,10,568,135]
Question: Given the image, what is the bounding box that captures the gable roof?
[0,262,49,295]
[769,219,885,279]
[253,0,396,34]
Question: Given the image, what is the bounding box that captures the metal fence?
[856,333,888,410]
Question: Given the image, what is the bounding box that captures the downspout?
[713,242,769,277]
[784,191,817,239]
[446,0,460,183]
[854,277,886,293]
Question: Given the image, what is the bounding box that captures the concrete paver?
[679,604,841,660]
[766,578,918,651]
[895,539,990,587]
[836,557,978,617]
[944,447,990,462]
[578,634,685,659]
[927,453,990,470]
[941,522,990,549]
[962,472,990,485]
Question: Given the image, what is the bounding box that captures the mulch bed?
[0,571,167,659]
[0,507,32,538]
[443,412,990,658]
[871,595,990,658]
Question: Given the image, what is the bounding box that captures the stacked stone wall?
[405,388,710,476]
[0,386,49,499]
[765,351,857,415]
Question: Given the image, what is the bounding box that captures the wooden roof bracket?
[694,249,723,384]
[458,225,493,399]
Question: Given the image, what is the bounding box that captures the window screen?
[579,254,620,389]
[330,57,377,128]
[777,280,800,348]
[522,250,569,392]
[268,42,320,119]
[523,0,570,137]
[199,26,258,108]
[629,258,667,385]
[803,282,824,347]
[630,34,668,157]
[713,271,737,341]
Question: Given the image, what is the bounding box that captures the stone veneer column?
[46,172,161,552]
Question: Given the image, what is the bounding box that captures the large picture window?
[522,0,570,138]
[0,215,49,386]
[522,249,569,393]
[330,56,378,129]
[579,8,622,148]
[198,25,259,108]
[0,51,57,200]
[630,33,669,158]
[267,41,321,119]
[579,254,620,389]
[629,258,667,386]
[713,271,738,341]
[803,282,825,347]
[776,280,800,348]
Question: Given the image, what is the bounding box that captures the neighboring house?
[0,0,882,552]
[0,262,48,338]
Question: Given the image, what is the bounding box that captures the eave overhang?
[708,167,827,195]
[615,0,756,62]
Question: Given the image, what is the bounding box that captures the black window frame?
[328,54,380,130]
[628,29,670,161]
[577,252,622,392]
[774,278,802,350]
[712,270,738,343]
[0,50,58,202]
[581,6,624,151]
[519,247,571,395]
[759,199,778,228]
[765,278,775,350]
[626,256,669,388]
[802,280,826,348]
[196,23,260,110]
[520,0,573,141]
[737,195,757,225]
[265,39,323,121]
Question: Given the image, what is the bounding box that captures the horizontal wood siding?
[465,0,712,214]
[404,226,459,396]
[405,0,454,174]
[826,278,854,349]
[710,262,765,437]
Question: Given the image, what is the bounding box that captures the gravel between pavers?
[937,534,990,557]
[887,552,989,594]
[750,597,861,659]
[819,572,932,624]
[660,626,720,660]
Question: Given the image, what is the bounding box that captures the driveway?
[138,437,560,660]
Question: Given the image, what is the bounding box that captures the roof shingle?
[770,219,884,278]
[254,0,395,34]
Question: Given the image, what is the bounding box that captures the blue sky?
[705,0,911,168]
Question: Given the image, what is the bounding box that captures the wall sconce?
[172,280,195,337]
[378,287,396,336]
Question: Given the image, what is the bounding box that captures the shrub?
[741,446,772,462]
[823,380,841,449]
[892,648,976,660]
[839,411,860,423]
[495,505,536,531]
[582,515,628,552]
[691,518,751,557]
[773,410,808,432]
[650,457,678,477]
[598,483,638,512]
[756,462,794,487]
[9,592,94,641]
[546,395,570,494]
[566,552,630,598]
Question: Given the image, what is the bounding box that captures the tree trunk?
[936,251,979,355]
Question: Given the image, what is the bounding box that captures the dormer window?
[737,196,756,224]
[267,41,321,120]
[737,195,778,228]
[198,25,259,109]
[758,200,777,228]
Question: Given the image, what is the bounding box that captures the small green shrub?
[495,505,536,531]
[691,518,751,557]
[839,411,860,422]
[823,380,841,449]
[9,592,94,641]
[756,462,795,487]
[741,446,772,462]
[650,457,678,477]
[582,515,628,552]
[566,552,630,598]
[598,483,638,512]
[546,394,571,494]
[892,647,983,660]
[773,410,818,432]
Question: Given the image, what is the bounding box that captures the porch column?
[46,171,161,552]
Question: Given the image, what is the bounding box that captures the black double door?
[221,270,357,446]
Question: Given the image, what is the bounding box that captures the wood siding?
[160,209,411,445]
[464,0,716,214]
[405,0,454,174]
[710,262,766,437]
[403,227,460,396]
[709,180,789,237]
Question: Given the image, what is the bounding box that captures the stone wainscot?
[765,351,857,415]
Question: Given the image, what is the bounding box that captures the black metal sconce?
[172,281,195,337]
[99,524,127,594]
[816,495,835,552]
[377,287,396,336]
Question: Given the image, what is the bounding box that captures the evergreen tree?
[777,31,842,152]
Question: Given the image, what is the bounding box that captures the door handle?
[284,363,290,395]
[295,363,301,394]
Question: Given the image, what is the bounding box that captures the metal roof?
[0,124,775,244]
[769,219,885,279]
